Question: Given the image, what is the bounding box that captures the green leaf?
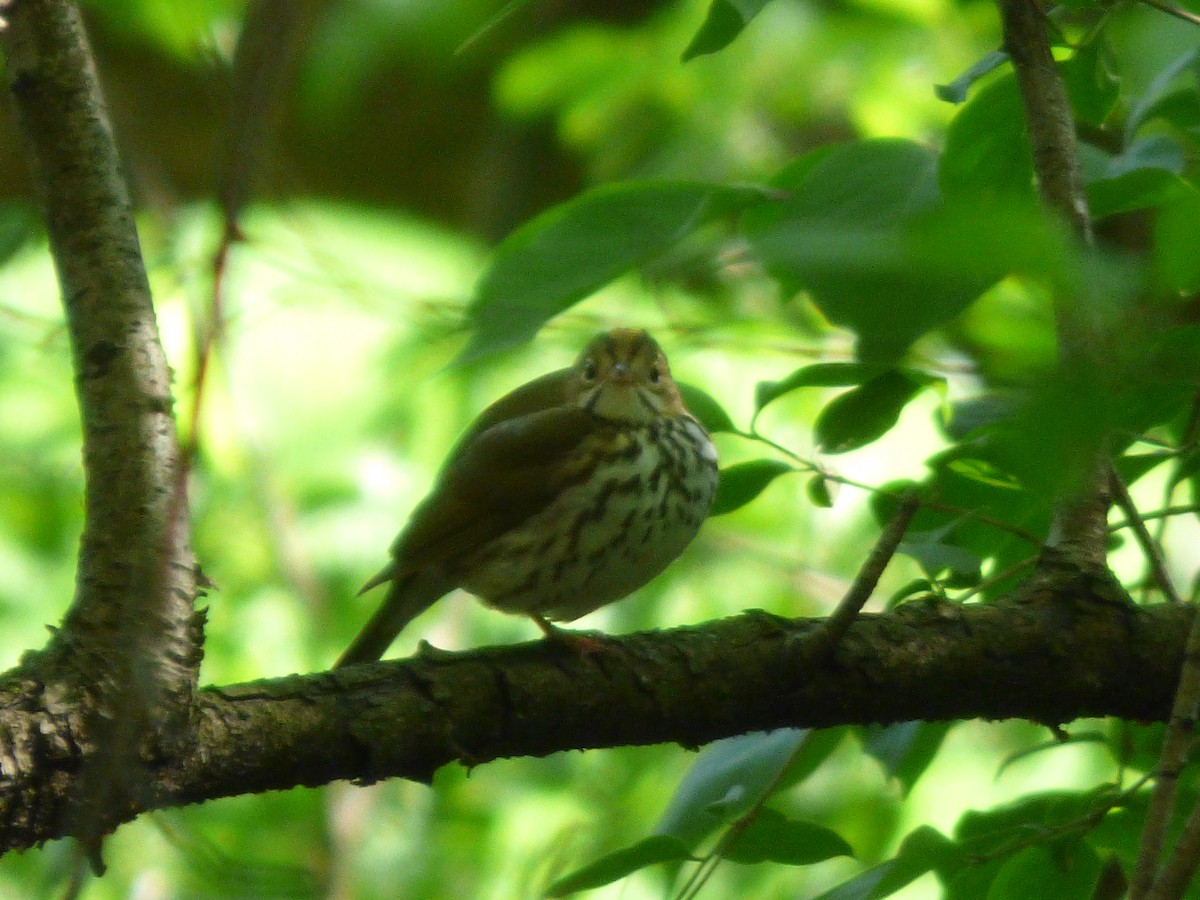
[1125,48,1200,141]
[1154,183,1200,295]
[678,381,736,434]
[755,362,885,416]
[955,788,1119,856]
[935,50,1009,104]
[0,202,40,266]
[750,139,1073,361]
[940,72,1033,202]
[681,0,775,62]
[724,809,853,865]
[545,835,693,896]
[995,731,1109,779]
[807,474,834,508]
[753,139,940,231]
[710,459,795,515]
[814,370,941,453]
[1062,38,1119,127]
[460,181,773,361]
[887,578,936,608]
[655,729,820,848]
[986,842,1101,900]
[1087,168,1184,220]
[896,530,983,585]
[814,827,964,900]
[860,722,952,795]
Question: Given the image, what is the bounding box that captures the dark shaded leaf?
[860,722,952,795]
[724,809,853,865]
[1154,183,1200,295]
[986,842,1100,900]
[681,0,775,62]
[546,835,693,896]
[940,72,1033,202]
[755,362,885,416]
[655,729,818,848]
[1125,48,1200,141]
[814,370,942,453]
[678,381,737,434]
[710,459,795,515]
[807,474,834,508]
[461,181,773,361]
[1062,38,1119,127]
[814,827,964,900]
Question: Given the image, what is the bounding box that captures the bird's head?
[573,328,685,424]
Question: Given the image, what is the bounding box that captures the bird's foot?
[532,615,614,655]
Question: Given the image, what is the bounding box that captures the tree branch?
[996,0,1111,569]
[3,0,199,860]
[0,580,1188,855]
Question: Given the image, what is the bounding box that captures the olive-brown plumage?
[336,328,718,666]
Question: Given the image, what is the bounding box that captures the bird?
[335,327,719,667]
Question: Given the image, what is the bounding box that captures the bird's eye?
[583,359,598,380]
[649,365,661,384]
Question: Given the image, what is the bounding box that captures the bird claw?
[532,616,615,656]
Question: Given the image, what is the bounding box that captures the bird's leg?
[532,614,611,655]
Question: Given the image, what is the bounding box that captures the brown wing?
[388,373,594,572]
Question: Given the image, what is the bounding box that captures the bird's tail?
[335,569,447,668]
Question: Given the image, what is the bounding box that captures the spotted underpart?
[459,414,718,621]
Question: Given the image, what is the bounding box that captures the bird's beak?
[608,362,634,385]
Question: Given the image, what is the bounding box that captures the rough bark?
[3,0,199,862]
[0,576,1190,855]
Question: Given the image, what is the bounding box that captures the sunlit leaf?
[710,459,796,515]
[724,809,853,865]
[460,181,773,361]
[681,0,776,61]
[545,835,693,896]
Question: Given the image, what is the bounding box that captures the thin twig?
[1111,504,1200,531]
[1108,464,1181,604]
[1136,0,1200,27]
[738,429,1043,544]
[1132,604,1200,897]
[820,492,921,651]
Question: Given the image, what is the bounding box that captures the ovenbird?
[336,328,718,666]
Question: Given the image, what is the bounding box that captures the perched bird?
[336,328,719,666]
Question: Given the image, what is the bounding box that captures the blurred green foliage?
[3,0,1200,896]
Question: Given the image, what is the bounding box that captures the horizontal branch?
[0,575,1190,855]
